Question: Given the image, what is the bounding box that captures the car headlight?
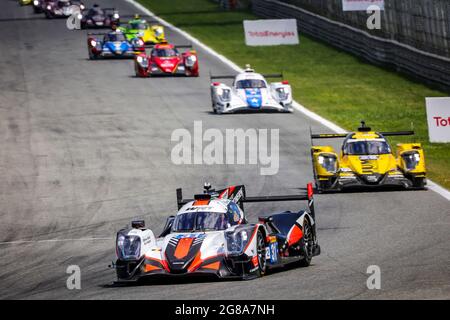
[77,13,82,20]
[154,27,163,37]
[80,4,85,10]
[318,155,337,173]
[226,229,250,256]
[46,5,51,10]
[276,87,288,100]
[216,87,231,101]
[33,0,39,5]
[402,152,420,171]
[185,55,197,67]
[90,40,97,47]
[136,56,146,63]
[113,13,119,19]
[116,233,142,260]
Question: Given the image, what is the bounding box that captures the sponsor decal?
[251,255,259,267]
[173,233,207,240]
[243,19,299,46]
[245,89,262,108]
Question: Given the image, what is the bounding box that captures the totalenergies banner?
[426,97,450,143]
[342,0,385,11]
[243,19,299,46]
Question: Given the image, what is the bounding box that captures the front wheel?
[317,179,332,192]
[297,219,313,267]
[412,177,426,189]
[254,231,267,277]
[88,50,97,60]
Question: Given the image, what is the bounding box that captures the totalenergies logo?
[433,117,450,127]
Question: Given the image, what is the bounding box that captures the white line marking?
[125,0,449,200]
[427,181,450,201]
[0,237,113,245]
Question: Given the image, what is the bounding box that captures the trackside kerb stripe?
[125,0,450,201]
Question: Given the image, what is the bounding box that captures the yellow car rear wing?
[311,121,415,140]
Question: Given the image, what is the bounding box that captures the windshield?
[172,212,229,232]
[152,48,178,57]
[236,79,266,89]
[105,33,126,42]
[344,140,391,155]
[130,22,147,30]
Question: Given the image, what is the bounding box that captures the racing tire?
[317,179,332,192]
[412,177,426,189]
[297,219,313,267]
[88,50,96,60]
[254,231,267,277]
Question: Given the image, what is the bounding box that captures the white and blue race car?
[210,65,293,114]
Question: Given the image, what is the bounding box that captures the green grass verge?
[138,0,450,189]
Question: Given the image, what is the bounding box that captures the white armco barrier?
[342,0,385,11]
[243,19,299,46]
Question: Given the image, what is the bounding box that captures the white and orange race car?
[112,183,321,282]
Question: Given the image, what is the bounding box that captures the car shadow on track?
[205,110,293,115]
[102,275,242,288]
[101,262,317,288]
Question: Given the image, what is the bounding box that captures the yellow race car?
[310,122,426,192]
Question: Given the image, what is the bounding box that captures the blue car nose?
[245,89,262,108]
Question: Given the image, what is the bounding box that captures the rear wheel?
[297,219,313,267]
[255,231,266,277]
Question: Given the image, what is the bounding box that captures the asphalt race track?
[0,0,449,299]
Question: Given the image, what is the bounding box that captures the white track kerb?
[125,0,450,201]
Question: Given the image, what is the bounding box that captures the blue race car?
[87,30,145,59]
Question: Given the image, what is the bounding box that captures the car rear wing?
[118,16,160,25]
[144,43,193,49]
[209,73,284,81]
[87,32,143,37]
[311,121,415,140]
[176,183,316,220]
[311,131,414,139]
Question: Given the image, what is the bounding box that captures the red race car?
[134,43,199,77]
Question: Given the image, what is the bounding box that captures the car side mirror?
[159,215,175,237]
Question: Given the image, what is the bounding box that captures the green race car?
[118,14,166,44]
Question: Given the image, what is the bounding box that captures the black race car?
[43,0,85,19]
[79,4,120,29]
